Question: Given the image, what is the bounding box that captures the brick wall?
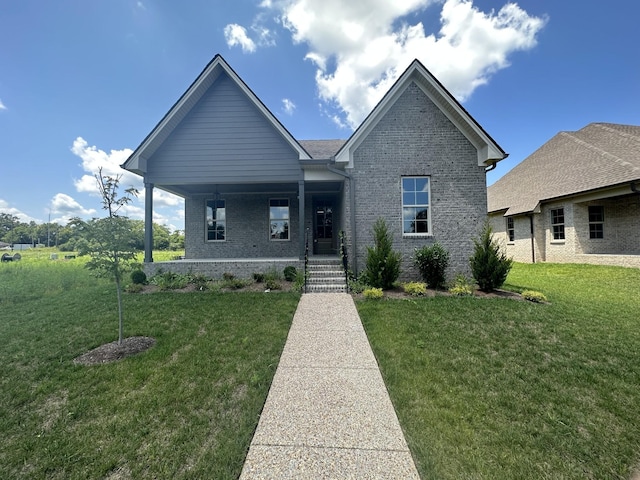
[185,193,299,259]
[143,259,303,280]
[350,82,487,281]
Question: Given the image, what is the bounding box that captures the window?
[270,199,289,240]
[589,206,604,239]
[551,208,565,240]
[506,217,515,242]
[402,177,430,235]
[206,199,226,241]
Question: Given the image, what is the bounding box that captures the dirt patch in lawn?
[74,336,156,366]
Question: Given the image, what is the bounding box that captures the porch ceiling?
[157,180,343,198]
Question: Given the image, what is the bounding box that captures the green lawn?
[359,263,640,479]
[0,251,299,479]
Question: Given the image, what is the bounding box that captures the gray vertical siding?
[147,72,302,184]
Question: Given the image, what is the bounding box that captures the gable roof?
[334,59,507,167]
[122,55,310,174]
[488,123,640,215]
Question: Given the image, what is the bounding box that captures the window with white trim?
[402,177,430,235]
[206,199,226,241]
[270,199,290,240]
[551,208,565,240]
[506,217,515,242]
[588,206,604,239]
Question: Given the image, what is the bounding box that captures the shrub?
[222,272,235,281]
[130,269,147,285]
[283,265,297,282]
[363,287,384,299]
[403,281,427,296]
[222,277,250,290]
[124,283,144,293]
[363,218,401,290]
[414,242,449,288]
[470,223,513,292]
[265,278,281,290]
[348,277,369,294]
[253,272,265,283]
[292,272,306,293]
[449,274,474,297]
[522,290,547,303]
[190,273,210,291]
[150,271,190,290]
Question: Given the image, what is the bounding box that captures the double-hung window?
[506,217,515,242]
[550,208,565,240]
[588,206,604,239]
[270,199,290,240]
[206,199,226,241]
[402,177,430,235]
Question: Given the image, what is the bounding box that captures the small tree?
[470,222,513,292]
[74,168,140,344]
[363,218,401,290]
[414,242,450,289]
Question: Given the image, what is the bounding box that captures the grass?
[359,263,640,480]
[0,249,299,479]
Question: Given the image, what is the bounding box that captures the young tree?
[74,168,140,344]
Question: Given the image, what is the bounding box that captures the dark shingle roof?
[299,140,347,160]
[488,123,640,215]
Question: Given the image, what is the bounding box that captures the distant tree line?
[0,212,184,251]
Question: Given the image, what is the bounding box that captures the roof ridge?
[591,122,640,141]
[563,131,640,173]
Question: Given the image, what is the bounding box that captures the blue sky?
[1,0,638,231]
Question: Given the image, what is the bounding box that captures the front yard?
[1,251,638,479]
[359,263,640,479]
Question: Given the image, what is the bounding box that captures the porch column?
[298,180,305,259]
[144,182,154,263]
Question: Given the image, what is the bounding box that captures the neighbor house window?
[551,208,565,240]
[506,217,515,242]
[589,206,604,239]
[270,199,289,240]
[402,177,430,235]
[206,199,226,241]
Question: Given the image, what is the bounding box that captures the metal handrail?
[304,228,309,293]
[339,230,349,292]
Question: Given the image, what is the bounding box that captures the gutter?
[326,163,358,276]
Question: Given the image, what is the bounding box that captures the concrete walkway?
[240,293,420,479]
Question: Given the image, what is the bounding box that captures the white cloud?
[262,0,546,129]
[224,24,257,53]
[0,199,38,223]
[71,137,140,194]
[50,193,96,217]
[69,137,184,225]
[282,98,296,115]
[0,99,7,110]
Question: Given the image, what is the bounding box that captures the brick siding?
[350,82,487,281]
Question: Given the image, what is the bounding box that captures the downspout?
[527,213,536,263]
[485,161,497,173]
[326,163,357,276]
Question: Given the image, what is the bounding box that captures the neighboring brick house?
[122,54,506,279]
[488,123,640,268]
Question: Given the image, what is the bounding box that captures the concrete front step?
[306,258,347,293]
[306,284,348,293]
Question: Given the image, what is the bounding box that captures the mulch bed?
[73,336,156,366]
